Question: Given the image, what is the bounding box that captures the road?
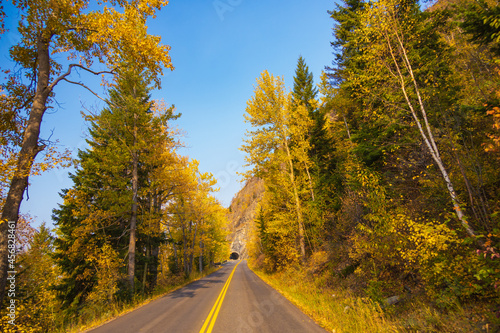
[87,260,327,333]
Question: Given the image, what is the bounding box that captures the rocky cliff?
[227,177,264,259]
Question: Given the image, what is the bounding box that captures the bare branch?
[61,78,107,103]
[71,64,116,77]
[47,63,115,92]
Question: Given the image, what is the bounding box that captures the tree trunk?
[142,247,149,296]
[168,226,179,273]
[182,225,188,277]
[343,116,352,140]
[189,222,197,276]
[303,161,315,201]
[283,137,306,262]
[0,35,51,306]
[150,245,159,289]
[173,241,178,270]
[127,117,139,292]
[149,192,161,290]
[199,243,203,272]
[385,30,476,238]
[199,231,204,272]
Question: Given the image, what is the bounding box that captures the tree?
[242,70,313,263]
[356,0,476,238]
[99,65,162,293]
[461,0,500,55]
[292,57,339,222]
[291,56,318,202]
[292,56,318,115]
[164,158,228,277]
[322,0,500,302]
[0,222,61,332]
[328,0,366,87]
[0,0,173,306]
[53,65,178,310]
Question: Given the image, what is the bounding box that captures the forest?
[0,0,499,331]
[241,0,500,330]
[0,1,229,332]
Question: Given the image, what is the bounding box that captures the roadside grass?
[58,267,220,333]
[248,263,494,333]
[249,264,401,333]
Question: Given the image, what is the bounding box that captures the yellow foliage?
[242,70,316,266]
[29,144,73,176]
[394,215,459,269]
[485,102,500,156]
[486,74,500,130]
[0,146,17,207]
[87,243,122,305]
[342,156,468,296]
[0,302,43,333]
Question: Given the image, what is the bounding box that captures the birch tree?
[357,0,476,238]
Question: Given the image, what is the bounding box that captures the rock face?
[227,177,264,259]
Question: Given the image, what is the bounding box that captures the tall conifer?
[53,64,171,309]
[292,56,318,115]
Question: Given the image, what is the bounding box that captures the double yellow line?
[199,261,241,333]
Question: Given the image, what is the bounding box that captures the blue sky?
[2,0,335,227]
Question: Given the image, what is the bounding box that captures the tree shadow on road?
[164,269,227,299]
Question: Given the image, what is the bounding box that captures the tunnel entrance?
[230,252,240,260]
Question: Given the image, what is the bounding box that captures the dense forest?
[242,0,500,330]
[0,0,499,331]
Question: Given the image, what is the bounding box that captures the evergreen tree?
[292,56,318,115]
[461,0,500,55]
[292,58,339,220]
[242,70,314,264]
[328,0,366,87]
[53,64,176,312]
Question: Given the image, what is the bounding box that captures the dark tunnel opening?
[230,252,240,260]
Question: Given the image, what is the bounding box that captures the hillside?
[227,177,264,259]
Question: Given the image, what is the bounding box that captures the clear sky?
[2,0,336,228]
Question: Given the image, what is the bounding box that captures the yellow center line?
[199,260,241,333]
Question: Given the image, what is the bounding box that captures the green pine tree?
[292,56,318,115]
[53,64,177,313]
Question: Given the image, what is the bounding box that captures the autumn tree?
[242,70,314,264]
[0,222,62,332]
[164,158,228,277]
[53,65,178,311]
[485,86,500,158]
[0,0,173,306]
[442,0,500,232]
[320,0,500,304]
[356,0,477,237]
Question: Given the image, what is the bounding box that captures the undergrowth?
[248,260,497,333]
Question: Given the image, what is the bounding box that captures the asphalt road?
[87,260,327,333]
